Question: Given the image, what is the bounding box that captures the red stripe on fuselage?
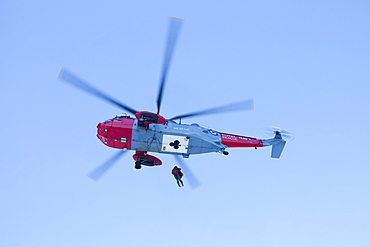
[220,133,263,148]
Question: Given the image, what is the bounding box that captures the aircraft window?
[141,114,158,123]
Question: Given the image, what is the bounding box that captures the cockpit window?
[103,115,128,123]
[114,116,124,120]
[141,114,158,123]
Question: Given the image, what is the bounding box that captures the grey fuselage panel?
[131,120,226,155]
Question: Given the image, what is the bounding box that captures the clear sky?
[1,1,369,247]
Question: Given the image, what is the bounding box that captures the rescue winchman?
[171,166,184,187]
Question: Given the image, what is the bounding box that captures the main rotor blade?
[169,99,254,121]
[156,18,183,114]
[88,150,127,181]
[174,155,201,190]
[59,68,137,115]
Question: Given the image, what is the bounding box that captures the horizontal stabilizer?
[271,141,286,158]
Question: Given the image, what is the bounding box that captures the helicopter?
[59,18,293,187]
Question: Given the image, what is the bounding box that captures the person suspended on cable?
[172,166,184,187]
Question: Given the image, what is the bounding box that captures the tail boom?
[220,133,263,148]
[219,131,288,159]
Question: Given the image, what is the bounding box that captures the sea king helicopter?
[59,18,293,187]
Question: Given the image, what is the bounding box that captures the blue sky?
[1,1,370,247]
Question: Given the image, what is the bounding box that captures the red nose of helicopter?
[96,116,135,150]
[96,122,107,145]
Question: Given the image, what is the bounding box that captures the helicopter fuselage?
[97,113,263,166]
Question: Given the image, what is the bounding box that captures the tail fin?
[262,131,287,158]
[271,140,286,158]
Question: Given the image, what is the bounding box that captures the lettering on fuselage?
[221,134,238,141]
[221,134,253,141]
[173,127,190,131]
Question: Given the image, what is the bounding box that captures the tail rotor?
[263,126,295,141]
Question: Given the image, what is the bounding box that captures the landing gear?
[134,160,142,169]
[133,151,162,169]
[222,151,229,155]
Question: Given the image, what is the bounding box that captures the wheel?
[223,151,229,155]
[135,160,142,169]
